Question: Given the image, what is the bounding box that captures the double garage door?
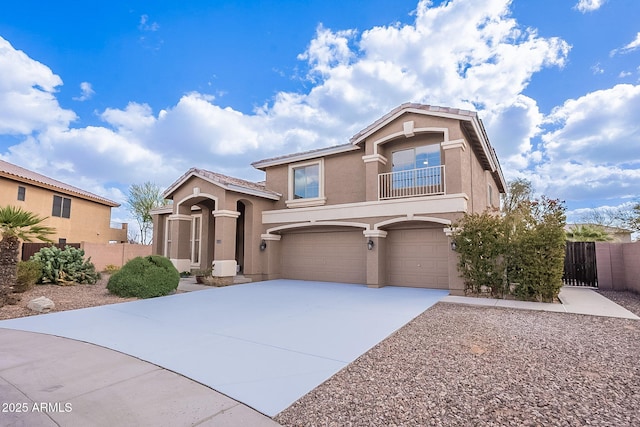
[280,230,366,283]
[280,227,450,289]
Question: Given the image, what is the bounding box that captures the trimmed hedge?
[107,255,179,298]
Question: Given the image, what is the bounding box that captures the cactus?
[31,246,100,285]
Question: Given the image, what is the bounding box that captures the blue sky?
[1,0,639,229]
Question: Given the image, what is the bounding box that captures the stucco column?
[168,214,192,273]
[260,233,282,280]
[441,139,467,195]
[445,227,465,296]
[364,230,387,288]
[362,155,387,201]
[212,210,240,279]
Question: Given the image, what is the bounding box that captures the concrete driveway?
[0,280,448,417]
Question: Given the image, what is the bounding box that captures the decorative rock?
[27,296,55,313]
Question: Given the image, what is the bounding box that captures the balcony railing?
[379,165,445,200]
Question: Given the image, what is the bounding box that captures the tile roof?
[163,167,281,200]
[251,143,358,169]
[0,159,119,207]
[349,102,477,144]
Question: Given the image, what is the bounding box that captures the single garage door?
[281,230,366,283]
[387,227,449,289]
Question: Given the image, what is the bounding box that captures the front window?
[293,164,319,199]
[391,145,441,189]
[17,186,25,201]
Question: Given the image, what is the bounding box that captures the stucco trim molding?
[361,154,388,165]
[213,210,241,218]
[266,220,370,235]
[260,233,282,241]
[263,193,469,224]
[363,229,388,238]
[441,139,467,151]
[374,216,452,230]
[370,126,450,156]
[176,192,219,210]
[168,214,193,221]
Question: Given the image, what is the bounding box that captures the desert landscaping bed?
[276,291,640,427]
[0,275,137,321]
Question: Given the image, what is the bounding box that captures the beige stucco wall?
[596,241,640,293]
[263,112,502,214]
[0,177,125,244]
[81,242,152,271]
[153,176,278,280]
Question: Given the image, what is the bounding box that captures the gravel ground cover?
[0,275,137,320]
[276,291,640,427]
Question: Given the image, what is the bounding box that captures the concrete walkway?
[0,280,448,420]
[0,328,280,427]
[441,286,640,320]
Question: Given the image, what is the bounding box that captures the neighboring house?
[152,103,506,294]
[0,159,127,244]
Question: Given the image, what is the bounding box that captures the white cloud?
[591,63,604,75]
[0,36,76,134]
[574,0,606,13]
[72,82,95,101]
[536,84,640,202]
[610,32,640,56]
[0,0,572,200]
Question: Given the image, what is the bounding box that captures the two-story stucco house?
[0,159,127,244]
[152,103,506,294]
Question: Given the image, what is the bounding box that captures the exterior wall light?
[450,241,457,251]
[367,239,375,250]
[260,240,267,251]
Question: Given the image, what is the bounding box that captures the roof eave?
[252,144,360,170]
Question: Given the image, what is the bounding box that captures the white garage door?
[386,228,449,289]
[281,230,366,283]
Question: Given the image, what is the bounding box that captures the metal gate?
[563,241,598,287]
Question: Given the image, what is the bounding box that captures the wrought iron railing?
[379,165,445,199]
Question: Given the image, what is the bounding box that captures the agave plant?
[0,206,55,305]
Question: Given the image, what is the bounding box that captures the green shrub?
[454,197,566,302]
[13,260,43,293]
[107,255,179,298]
[31,246,100,285]
[452,212,506,297]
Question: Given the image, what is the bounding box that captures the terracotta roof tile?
[0,159,119,207]
[164,167,281,200]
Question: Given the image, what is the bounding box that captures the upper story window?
[392,145,441,172]
[379,143,445,199]
[286,159,326,208]
[17,186,25,201]
[294,164,319,199]
[52,195,71,218]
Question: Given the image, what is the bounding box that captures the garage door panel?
[281,231,366,284]
[387,228,449,289]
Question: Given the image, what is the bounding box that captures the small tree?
[501,178,533,214]
[0,206,55,306]
[127,182,165,245]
